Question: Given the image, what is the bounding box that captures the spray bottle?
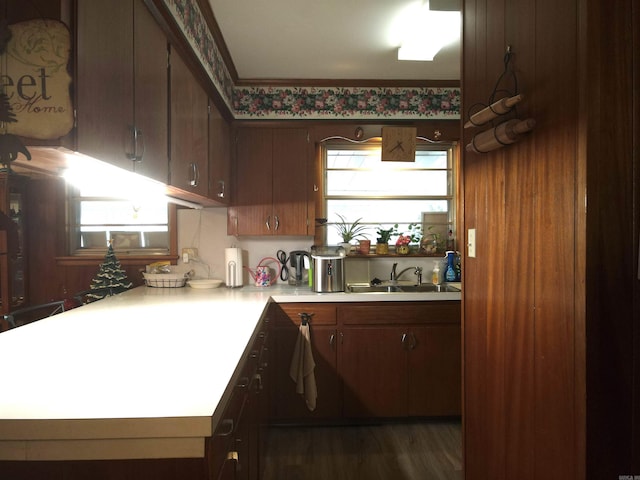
[445,251,457,282]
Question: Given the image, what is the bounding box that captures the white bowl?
[188,279,223,289]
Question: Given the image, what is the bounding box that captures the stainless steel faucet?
[390,263,423,284]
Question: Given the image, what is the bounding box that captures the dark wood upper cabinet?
[208,101,231,204]
[230,127,310,236]
[76,0,168,183]
[169,47,209,198]
[131,0,169,182]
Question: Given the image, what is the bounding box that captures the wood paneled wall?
[582,0,639,476]
[462,0,639,478]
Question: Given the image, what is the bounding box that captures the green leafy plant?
[421,225,445,253]
[396,223,421,245]
[334,214,368,242]
[375,225,397,244]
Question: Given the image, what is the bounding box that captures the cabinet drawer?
[339,301,460,325]
[274,303,337,326]
[207,378,247,479]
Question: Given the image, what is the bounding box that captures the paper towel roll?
[225,247,243,287]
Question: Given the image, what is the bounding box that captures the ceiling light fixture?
[397,0,460,62]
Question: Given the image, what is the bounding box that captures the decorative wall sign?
[0,19,73,140]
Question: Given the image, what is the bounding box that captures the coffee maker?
[288,250,310,286]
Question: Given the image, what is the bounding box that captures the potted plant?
[334,214,368,252]
[420,225,443,254]
[375,225,396,254]
[395,223,421,254]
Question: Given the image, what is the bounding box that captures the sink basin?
[346,283,460,294]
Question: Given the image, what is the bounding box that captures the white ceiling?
[208,0,461,82]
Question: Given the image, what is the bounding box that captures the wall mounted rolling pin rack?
[466,118,536,154]
[465,46,536,154]
[464,94,524,128]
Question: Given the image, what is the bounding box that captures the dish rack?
[143,272,189,288]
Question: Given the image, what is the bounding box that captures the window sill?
[56,255,178,267]
[345,252,447,258]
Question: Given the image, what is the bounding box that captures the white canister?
[225,247,243,288]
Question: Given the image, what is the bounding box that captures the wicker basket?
[143,272,188,288]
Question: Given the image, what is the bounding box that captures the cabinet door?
[271,129,309,235]
[269,303,340,421]
[233,128,273,235]
[208,101,231,204]
[169,48,209,197]
[132,0,168,183]
[231,128,309,235]
[340,326,408,418]
[408,324,461,416]
[271,325,340,422]
[76,0,134,169]
[339,301,461,419]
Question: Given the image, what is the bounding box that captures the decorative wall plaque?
[0,19,73,140]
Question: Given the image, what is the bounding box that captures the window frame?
[66,184,178,258]
[318,139,458,251]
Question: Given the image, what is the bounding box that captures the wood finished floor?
[262,420,462,480]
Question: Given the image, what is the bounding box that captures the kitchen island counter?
[0,284,460,462]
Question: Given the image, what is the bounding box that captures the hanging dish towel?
[289,323,317,411]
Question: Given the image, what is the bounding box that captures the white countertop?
[0,283,460,461]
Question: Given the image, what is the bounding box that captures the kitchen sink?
[346,283,461,294]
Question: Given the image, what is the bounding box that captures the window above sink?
[321,140,458,253]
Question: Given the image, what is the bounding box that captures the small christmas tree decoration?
[86,241,133,302]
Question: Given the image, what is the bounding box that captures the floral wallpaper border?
[162,0,460,120]
[233,86,460,120]
[163,0,235,110]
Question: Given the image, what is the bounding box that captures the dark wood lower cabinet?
[340,302,461,419]
[408,324,461,416]
[341,326,408,417]
[269,301,462,423]
[269,303,341,422]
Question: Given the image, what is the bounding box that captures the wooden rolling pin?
[466,118,536,154]
[464,94,524,128]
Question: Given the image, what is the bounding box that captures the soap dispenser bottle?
[431,261,441,285]
[445,251,457,282]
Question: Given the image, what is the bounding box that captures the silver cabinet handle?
[259,347,268,370]
[216,418,234,436]
[265,216,271,230]
[134,128,144,162]
[251,373,263,391]
[329,332,335,348]
[274,215,280,230]
[217,180,225,198]
[226,451,239,461]
[189,163,199,187]
[125,125,138,162]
